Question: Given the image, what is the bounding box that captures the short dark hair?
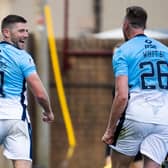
[1,14,27,30]
[125,6,147,29]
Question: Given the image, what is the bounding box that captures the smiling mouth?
[19,40,25,43]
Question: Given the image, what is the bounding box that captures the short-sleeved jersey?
[113,34,168,125]
[0,41,36,121]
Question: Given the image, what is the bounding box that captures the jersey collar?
[135,34,147,37]
[0,41,21,50]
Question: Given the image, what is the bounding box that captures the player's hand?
[102,128,114,145]
[42,111,54,123]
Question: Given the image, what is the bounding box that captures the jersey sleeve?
[112,48,128,77]
[19,51,37,78]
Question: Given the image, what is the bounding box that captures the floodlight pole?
[34,0,50,168]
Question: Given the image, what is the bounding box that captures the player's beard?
[17,41,26,49]
[12,39,26,49]
[10,33,27,49]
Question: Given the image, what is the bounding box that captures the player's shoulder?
[151,38,168,49]
[0,41,30,57]
[115,41,131,55]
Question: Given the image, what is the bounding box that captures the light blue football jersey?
[0,41,36,120]
[113,34,168,124]
[113,34,168,90]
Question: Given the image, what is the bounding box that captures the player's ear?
[2,28,10,38]
[124,21,129,32]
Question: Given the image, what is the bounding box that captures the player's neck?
[2,38,13,45]
[129,29,144,39]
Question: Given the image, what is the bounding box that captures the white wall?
[102,0,168,31]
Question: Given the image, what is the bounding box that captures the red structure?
[63,0,113,71]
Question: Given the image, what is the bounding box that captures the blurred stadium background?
[0,0,168,168]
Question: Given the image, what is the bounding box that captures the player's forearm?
[107,94,128,131]
[36,93,52,113]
